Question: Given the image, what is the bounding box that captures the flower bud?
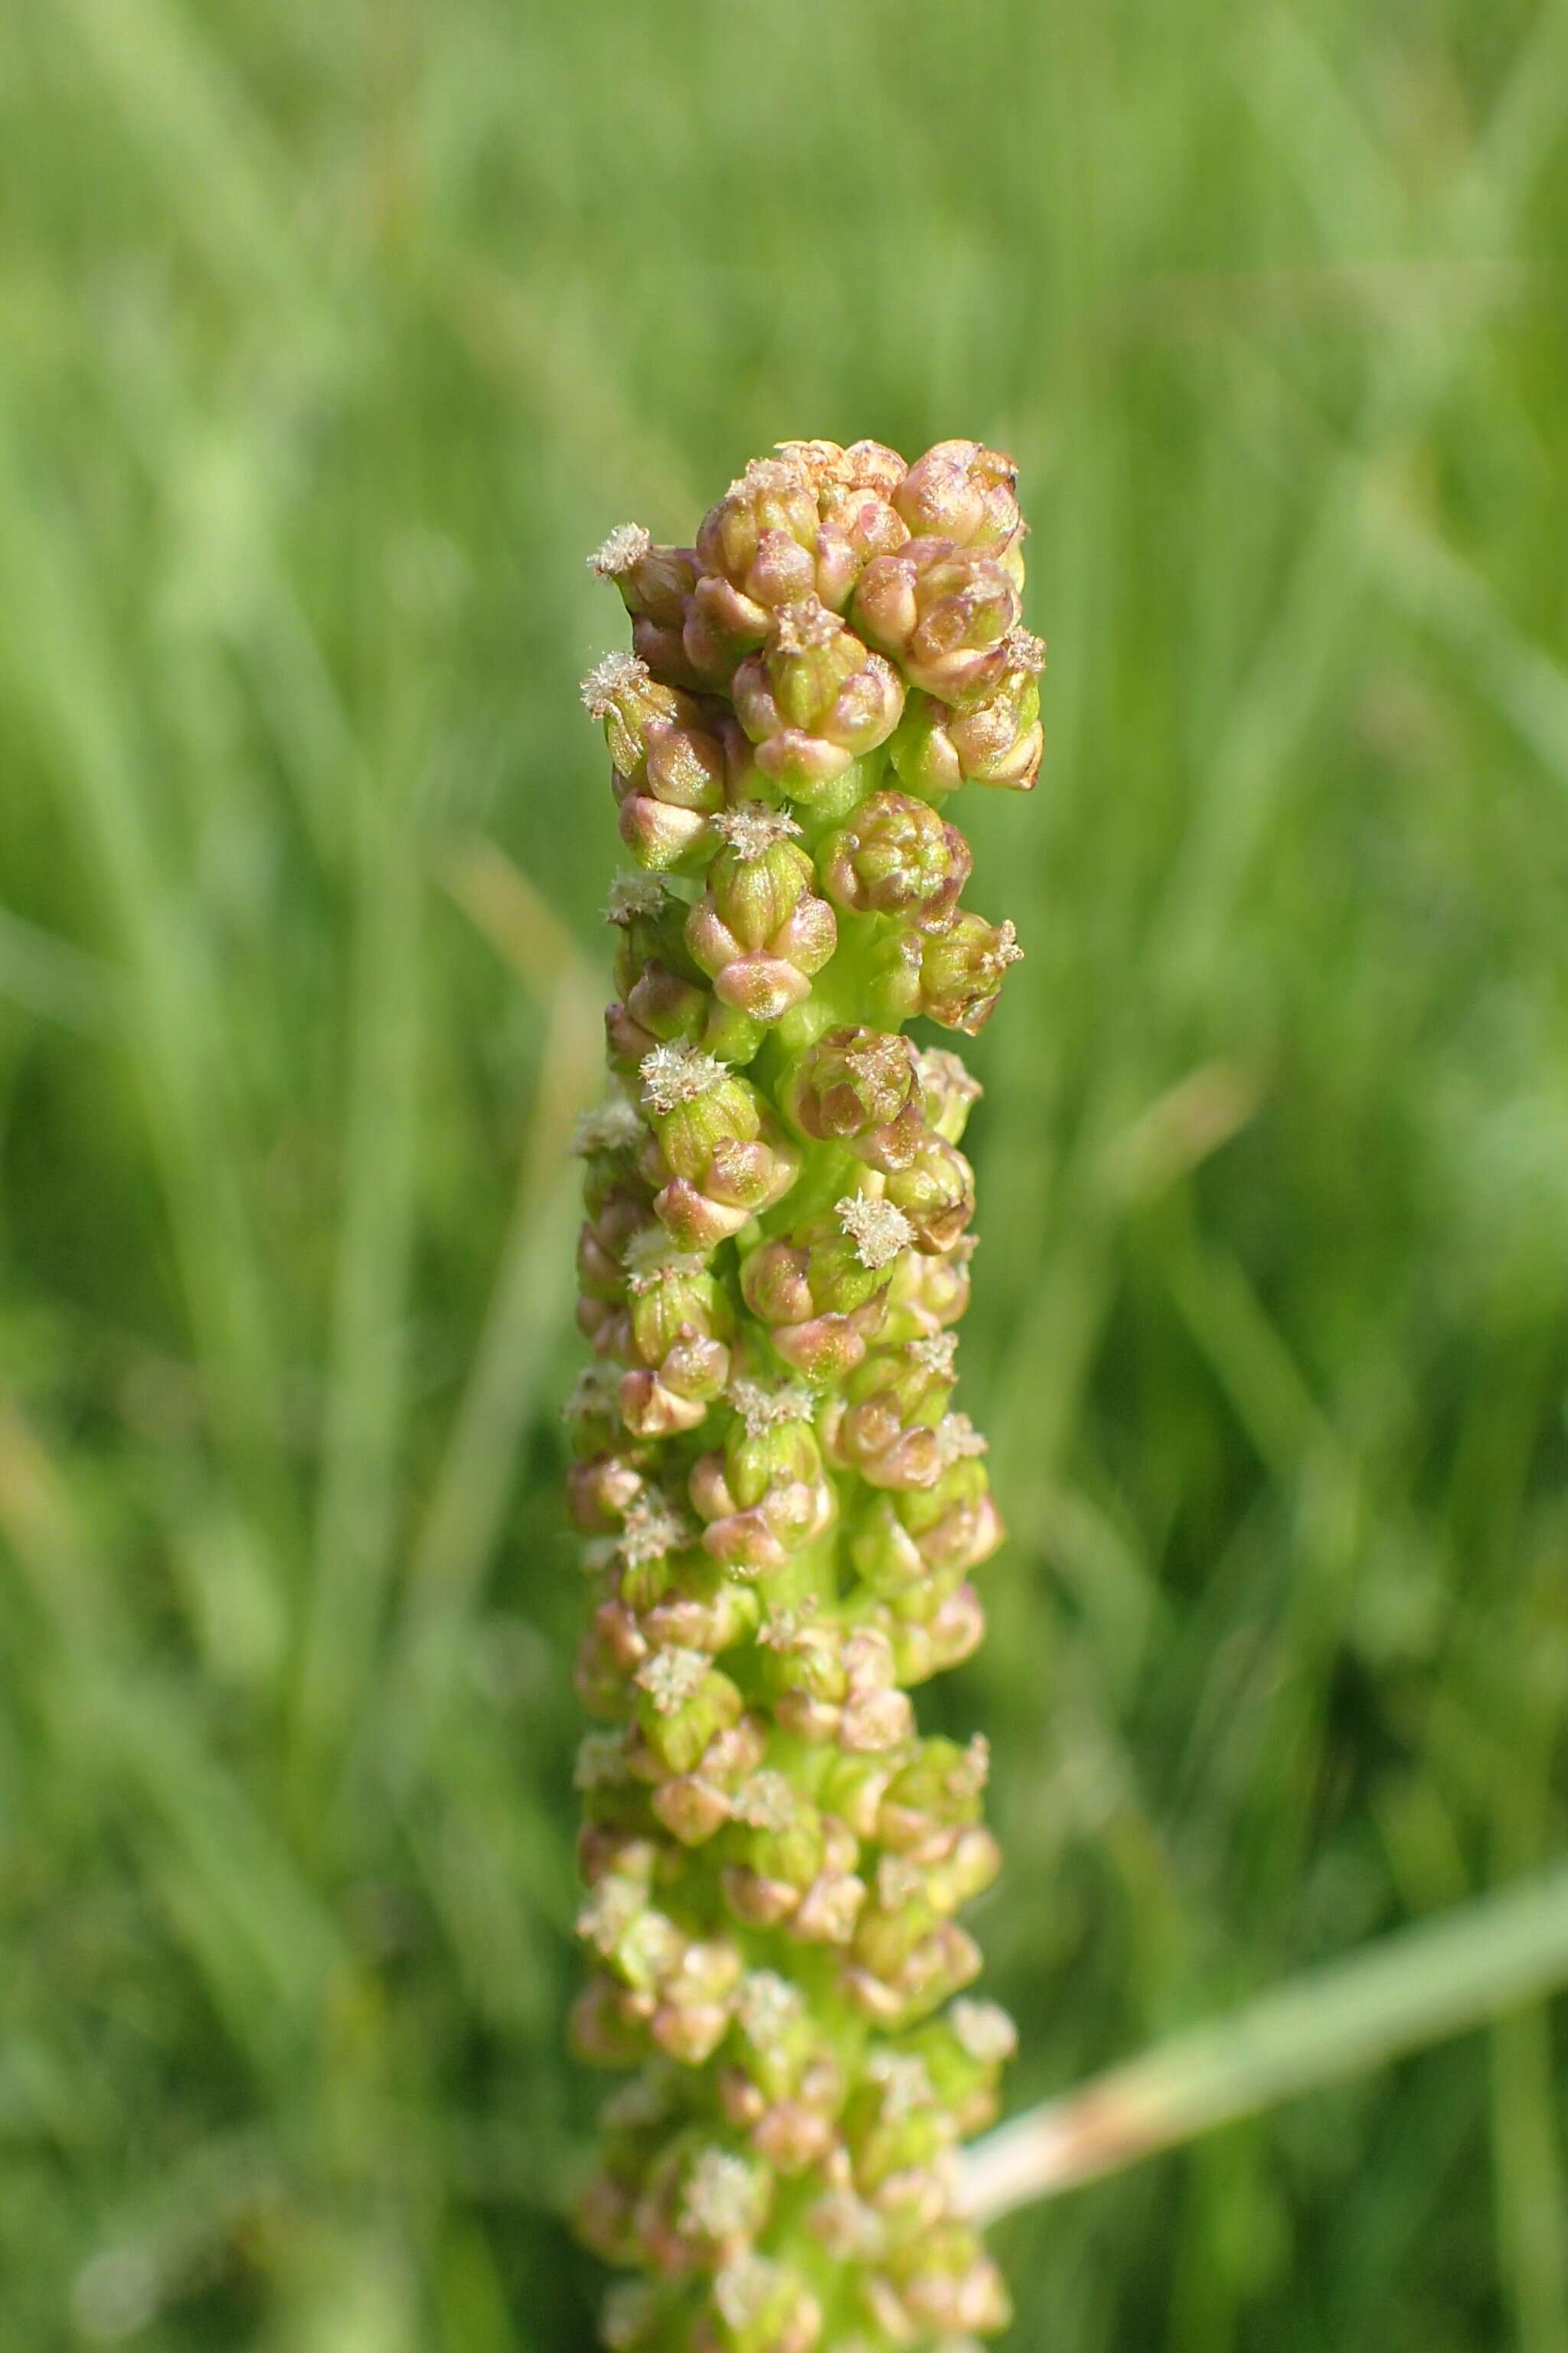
[687,1379,835,1575]
[638,1044,801,1247]
[877,1735,990,1862]
[893,440,1024,575]
[851,540,1020,707]
[817,787,971,931]
[914,913,1024,1036]
[739,1194,910,1382]
[683,808,837,1023]
[882,1136,976,1254]
[780,1026,924,1172]
[915,1048,983,1144]
[581,652,730,871]
[693,2256,822,2353]
[590,526,704,688]
[818,1335,959,1491]
[731,600,904,795]
[635,1645,744,1776]
[890,629,1045,796]
[877,1233,975,1344]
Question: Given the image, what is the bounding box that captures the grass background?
[3,0,1568,2345]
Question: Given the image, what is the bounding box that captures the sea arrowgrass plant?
[569,437,1042,2353]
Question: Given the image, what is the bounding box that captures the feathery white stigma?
[956,1733,991,1793]
[709,802,802,861]
[935,1410,988,1466]
[588,521,653,578]
[773,595,840,656]
[680,2149,758,2240]
[623,1228,710,1293]
[732,1770,796,1831]
[580,649,648,717]
[603,871,668,925]
[570,1097,645,1157]
[837,1192,913,1270]
[635,1645,709,1714]
[639,1040,728,1114]
[877,1855,925,1910]
[737,1969,805,2045]
[616,1492,691,1567]
[726,1375,813,1435]
[1005,625,1047,675]
[982,919,1025,976]
[951,1998,1019,2065]
[908,1332,959,1380]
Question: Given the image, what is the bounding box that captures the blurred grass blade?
[961,1862,1568,2224]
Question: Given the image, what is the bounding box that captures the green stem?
[959,1862,1568,2224]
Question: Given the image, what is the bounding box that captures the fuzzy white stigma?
[836,1191,914,1270]
[570,1097,645,1157]
[982,918,1025,976]
[758,1600,817,1651]
[680,2149,759,2240]
[731,454,809,503]
[623,1228,710,1294]
[907,1332,959,1380]
[956,1732,991,1793]
[603,871,668,925]
[731,1770,796,1831]
[1005,625,1047,675]
[709,802,802,861]
[773,595,840,656]
[588,521,653,579]
[725,1374,813,1435]
[736,1969,805,2045]
[635,1644,709,1714]
[951,1997,1019,2065]
[639,1040,728,1114]
[580,649,648,718]
[616,1491,691,1567]
[876,1854,926,1910]
[935,1410,988,1466]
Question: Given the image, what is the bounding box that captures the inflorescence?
[568,436,1043,2353]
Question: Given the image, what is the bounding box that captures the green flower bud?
[890,629,1045,796]
[819,1334,959,1490]
[692,2256,822,2353]
[638,1044,801,1247]
[583,652,728,871]
[683,808,837,1023]
[851,540,1020,708]
[590,526,705,690]
[817,787,971,930]
[780,1025,924,1172]
[914,912,1024,1038]
[882,1135,977,1254]
[915,1048,983,1143]
[892,440,1025,576]
[731,599,904,795]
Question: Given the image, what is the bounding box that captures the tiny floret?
[709,802,803,861]
[836,1192,915,1270]
[563,1362,623,1420]
[985,919,1025,974]
[714,2257,776,2332]
[877,1855,926,1910]
[639,1041,728,1114]
[573,1730,629,1790]
[577,1874,643,1953]
[588,521,654,578]
[917,1046,984,1106]
[908,1332,960,1379]
[1005,626,1047,675]
[635,1645,710,1714]
[580,649,648,717]
[867,2048,936,2119]
[623,1230,711,1293]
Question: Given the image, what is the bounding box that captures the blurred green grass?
[2,0,1567,2345]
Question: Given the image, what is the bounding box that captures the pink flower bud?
[851,541,1020,707]
[817,789,972,931]
[732,600,904,794]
